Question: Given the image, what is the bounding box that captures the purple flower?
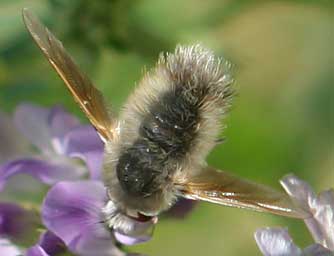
[0,203,39,243]
[42,180,156,255]
[0,238,22,256]
[255,228,332,256]
[0,202,66,255]
[163,198,197,219]
[0,103,196,255]
[255,175,334,255]
[0,103,154,255]
[36,231,66,255]
[26,246,51,256]
[0,103,104,191]
[25,231,66,256]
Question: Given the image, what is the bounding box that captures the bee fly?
[22,8,306,235]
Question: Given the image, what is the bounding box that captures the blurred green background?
[0,0,333,255]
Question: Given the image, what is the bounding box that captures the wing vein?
[22,8,114,142]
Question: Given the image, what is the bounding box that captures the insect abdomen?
[116,87,201,196]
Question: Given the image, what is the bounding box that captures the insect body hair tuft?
[162,44,234,109]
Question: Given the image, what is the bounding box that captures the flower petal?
[69,230,126,256]
[48,106,80,155]
[0,110,30,163]
[114,231,151,246]
[0,158,85,191]
[0,238,22,256]
[164,198,197,219]
[42,181,123,256]
[312,189,334,250]
[63,125,104,179]
[14,103,53,154]
[26,245,50,256]
[254,227,302,256]
[281,175,334,250]
[303,243,333,256]
[280,174,316,209]
[0,203,39,243]
[38,231,66,256]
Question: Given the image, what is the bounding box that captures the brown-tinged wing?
[176,166,308,219]
[22,8,114,142]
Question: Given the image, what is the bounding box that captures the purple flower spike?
[42,181,125,256]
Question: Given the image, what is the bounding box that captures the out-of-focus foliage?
[0,0,332,255]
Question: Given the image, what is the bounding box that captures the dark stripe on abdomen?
[117,87,201,196]
[141,86,200,158]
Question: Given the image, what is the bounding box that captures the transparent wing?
[22,8,114,142]
[176,166,308,219]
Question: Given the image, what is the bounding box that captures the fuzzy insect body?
[104,46,233,215]
[23,8,307,236]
